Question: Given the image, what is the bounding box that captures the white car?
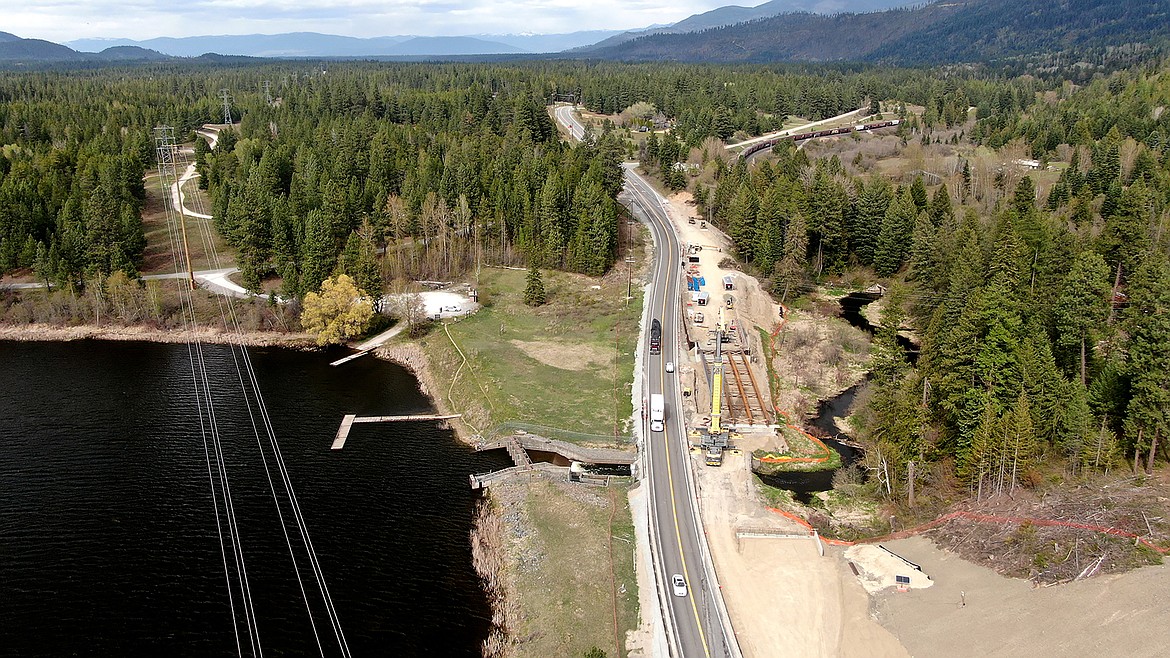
[671,574,688,597]
[665,361,675,373]
[651,420,663,433]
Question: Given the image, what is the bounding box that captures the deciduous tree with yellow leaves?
[300,274,374,346]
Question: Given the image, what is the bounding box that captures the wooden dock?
[329,350,371,367]
[331,413,462,450]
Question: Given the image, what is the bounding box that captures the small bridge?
[468,432,634,489]
[475,434,636,465]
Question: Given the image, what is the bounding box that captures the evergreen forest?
[1,56,1169,485]
[693,65,1170,496]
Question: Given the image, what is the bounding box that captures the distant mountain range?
[34,1,919,59]
[582,0,1170,64]
[582,0,916,50]
[64,31,631,58]
[0,31,168,63]
[3,0,1167,65]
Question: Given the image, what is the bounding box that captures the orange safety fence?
[766,507,1170,553]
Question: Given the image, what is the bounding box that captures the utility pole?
[220,89,232,126]
[625,257,636,307]
[154,126,195,290]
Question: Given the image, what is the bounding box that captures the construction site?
[672,216,786,469]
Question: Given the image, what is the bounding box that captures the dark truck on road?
[650,319,662,355]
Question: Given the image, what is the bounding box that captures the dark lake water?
[0,340,509,656]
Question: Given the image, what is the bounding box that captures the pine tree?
[1122,257,1170,472]
[852,178,892,265]
[524,261,546,307]
[870,285,909,385]
[775,212,808,302]
[1006,392,1036,492]
[873,190,917,276]
[1052,252,1111,385]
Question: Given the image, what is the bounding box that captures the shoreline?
[371,342,513,658]
[371,342,474,445]
[0,322,317,348]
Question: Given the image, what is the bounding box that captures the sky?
[5,0,744,42]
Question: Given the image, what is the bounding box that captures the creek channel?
[757,292,919,502]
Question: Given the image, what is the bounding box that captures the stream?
[758,292,917,502]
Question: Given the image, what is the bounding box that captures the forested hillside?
[0,72,171,283]
[693,65,1170,493]
[0,61,990,293]
[589,0,1170,65]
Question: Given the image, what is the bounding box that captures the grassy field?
[141,170,234,274]
[494,477,639,658]
[422,260,645,444]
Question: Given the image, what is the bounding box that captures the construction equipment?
[701,307,731,465]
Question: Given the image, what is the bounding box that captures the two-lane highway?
[553,104,736,656]
[624,164,735,658]
[555,104,587,141]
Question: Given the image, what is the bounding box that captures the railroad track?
[724,352,770,425]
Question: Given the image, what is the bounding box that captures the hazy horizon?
[7,1,888,43]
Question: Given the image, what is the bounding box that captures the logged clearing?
[489,476,639,658]
[926,478,1170,585]
[875,536,1170,658]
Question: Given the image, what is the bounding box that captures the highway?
[624,164,736,658]
[554,104,736,657]
[555,104,587,141]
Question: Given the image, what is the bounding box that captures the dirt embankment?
[0,322,315,347]
[471,493,520,658]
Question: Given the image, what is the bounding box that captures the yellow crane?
[709,306,726,435]
[704,307,730,466]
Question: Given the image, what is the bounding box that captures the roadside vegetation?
[484,477,638,658]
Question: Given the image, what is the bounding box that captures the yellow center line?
[638,172,712,658]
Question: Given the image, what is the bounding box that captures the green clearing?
[422,263,644,444]
[141,170,234,274]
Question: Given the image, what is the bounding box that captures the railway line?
[704,350,770,426]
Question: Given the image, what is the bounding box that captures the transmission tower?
[153,126,195,290]
[263,80,272,105]
[220,88,232,126]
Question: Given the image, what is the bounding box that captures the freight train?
[739,119,901,160]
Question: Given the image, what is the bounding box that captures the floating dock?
[331,413,462,449]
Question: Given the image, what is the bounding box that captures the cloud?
[8,0,732,42]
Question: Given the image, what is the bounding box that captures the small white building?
[844,544,933,594]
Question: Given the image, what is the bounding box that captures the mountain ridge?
[585,0,1170,64]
